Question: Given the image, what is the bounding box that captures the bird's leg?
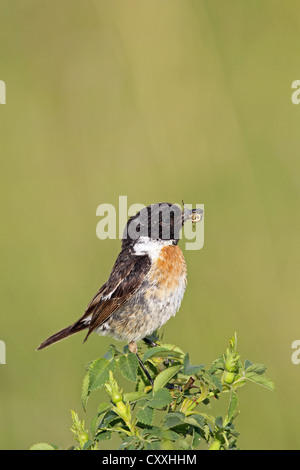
[129,341,154,387]
[136,352,154,387]
[128,341,138,355]
[143,337,158,348]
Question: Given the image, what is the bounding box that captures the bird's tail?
[37,321,87,351]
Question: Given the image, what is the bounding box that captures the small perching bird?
[37,202,203,382]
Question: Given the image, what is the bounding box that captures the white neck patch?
[133,237,174,262]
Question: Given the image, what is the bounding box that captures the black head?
[122,202,203,249]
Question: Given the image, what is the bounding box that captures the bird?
[37,202,203,383]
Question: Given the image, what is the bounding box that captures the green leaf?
[233,378,246,389]
[142,426,179,441]
[100,409,120,427]
[30,443,56,450]
[123,390,150,403]
[163,411,186,429]
[209,355,224,374]
[229,332,237,352]
[143,345,184,362]
[97,402,112,415]
[103,344,120,361]
[134,397,148,408]
[160,429,181,441]
[176,438,193,450]
[202,370,223,391]
[245,372,275,391]
[183,353,204,376]
[90,404,112,437]
[95,431,112,442]
[227,390,238,421]
[215,416,223,428]
[184,414,205,429]
[245,363,267,375]
[244,359,253,370]
[81,372,90,411]
[119,436,138,450]
[153,364,181,392]
[147,388,173,409]
[82,440,93,450]
[145,441,162,450]
[136,406,154,426]
[204,424,211,442]
[192,426,202,449]
[118,353,139,382]
[88,357,115,392]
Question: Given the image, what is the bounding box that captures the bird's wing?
[83,252,151,341]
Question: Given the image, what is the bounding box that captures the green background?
[1,0,299,450]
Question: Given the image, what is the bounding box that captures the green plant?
[31,333,274,450]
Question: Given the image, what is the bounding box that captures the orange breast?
[149,245,187,292]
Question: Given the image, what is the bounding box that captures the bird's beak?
[183,207,204,224]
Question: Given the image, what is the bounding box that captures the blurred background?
[0,0,300,450]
